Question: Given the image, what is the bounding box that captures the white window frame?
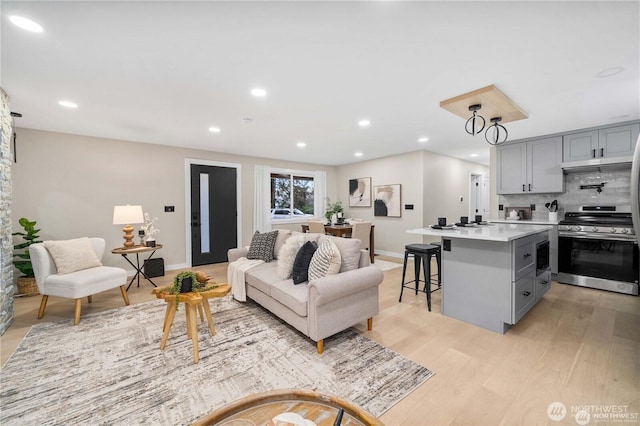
[270,168,323,224]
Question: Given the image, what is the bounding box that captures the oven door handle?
[559,233,638,242]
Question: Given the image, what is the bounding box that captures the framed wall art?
[373,184,401,217]
[348,177,371,207]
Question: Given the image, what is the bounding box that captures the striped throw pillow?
[308,239,342,281]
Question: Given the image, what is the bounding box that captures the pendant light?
[485,117,508,145]
[465,104,485,136]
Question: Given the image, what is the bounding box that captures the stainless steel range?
[558,206,639,295]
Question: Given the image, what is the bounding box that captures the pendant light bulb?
[465,104,486,136]
[484,117,508,145]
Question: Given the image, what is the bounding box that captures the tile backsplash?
[499,169,632,221]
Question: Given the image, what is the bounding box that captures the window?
[270,172,315,221]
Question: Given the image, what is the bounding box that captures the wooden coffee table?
[152,284,231,363]
[192,389,383,426]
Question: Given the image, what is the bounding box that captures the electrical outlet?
[530,204,536,211]
[459,196,464,203]
[499,204,504,211]
[164,206,175,213]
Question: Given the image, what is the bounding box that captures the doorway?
[469,173,490,220]
[186,160,241,266]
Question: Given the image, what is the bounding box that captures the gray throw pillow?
[291,241,318,284]
[247,230,279,262]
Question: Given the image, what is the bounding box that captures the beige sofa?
[228,230,384,354]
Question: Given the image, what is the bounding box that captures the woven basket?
[16,277,39,297]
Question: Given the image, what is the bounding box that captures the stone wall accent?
[0,88,14,335]
[499,169,632,220]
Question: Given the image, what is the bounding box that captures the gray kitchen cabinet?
[563,123,639,162]
[496,143,526,194]
[497,136,563,194]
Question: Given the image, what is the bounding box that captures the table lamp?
[113,205,144,248]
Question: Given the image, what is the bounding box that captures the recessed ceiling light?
[58,100,78,109]
[418,137,429,143]
[296,141,306,148]
[251,88,267,97]
[358,120,370,127]
[470,153,479,157]
[354,152,363,157]
[595,67,624,78]
[208,127,221,133]
[9,16,43,33]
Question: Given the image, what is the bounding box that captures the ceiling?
[1,1,638,167]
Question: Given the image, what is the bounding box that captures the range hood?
[562,156,633,173]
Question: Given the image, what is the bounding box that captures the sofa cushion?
[247,230,278,262]
[273,229,292,260]
[308,239,342,281]
[270,280,309,317]
[319,235,362,272]
[244,262,281,296]
[291,241,317,284]
[43,237,103,275]
[277,234,303,279]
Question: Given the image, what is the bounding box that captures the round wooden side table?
[192,389,383,426]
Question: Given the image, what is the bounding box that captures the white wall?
[11,128,338,270]
[337,150,489,257]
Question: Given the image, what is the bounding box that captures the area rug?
[373,259,403,271]
[1,297,433,425]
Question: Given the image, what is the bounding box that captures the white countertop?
[490,219,560,225]
[407,223,552,242]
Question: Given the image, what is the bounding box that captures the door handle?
[528,184,531,192]
[600,147,604,157]
[592,149,596,158]
[522,291,532,297]
[522,184,525,192]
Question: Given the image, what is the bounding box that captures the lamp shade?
[113,205,144,225]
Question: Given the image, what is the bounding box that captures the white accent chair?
[29,237,130,325]
[308,221,326,234]
[351,221,372,251]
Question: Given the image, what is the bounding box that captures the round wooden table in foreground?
[192,389,384,426]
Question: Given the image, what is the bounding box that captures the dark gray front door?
[190,164,237,266]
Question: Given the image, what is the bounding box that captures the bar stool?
[399,243,441,311]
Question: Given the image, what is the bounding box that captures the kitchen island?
[407,223,552,334]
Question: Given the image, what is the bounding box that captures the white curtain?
[314,171,326,220]
[253,165,272,233]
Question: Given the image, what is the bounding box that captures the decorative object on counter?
[112,205,144,248]
[460,216,469,224]
[12,217,42,296]
[505,207,531,220]
[374,184,401,217]
[349,177,372,207]
[438,217,447,226]
[138,230,145,246]
[474,215,483,223]
[439,84,528,145]
[141,212,159,246]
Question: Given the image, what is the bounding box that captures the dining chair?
[351,221,371,250]
[308,221,326,234]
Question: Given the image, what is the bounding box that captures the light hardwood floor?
[1,257,639,425]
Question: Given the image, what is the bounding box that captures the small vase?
[145,238,156,247]
[180,277,193,293]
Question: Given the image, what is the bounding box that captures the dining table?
[301,223,375,264]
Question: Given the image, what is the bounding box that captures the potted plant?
[164,270,219,310]
[324,198,344,223]
[12,217,42,296]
